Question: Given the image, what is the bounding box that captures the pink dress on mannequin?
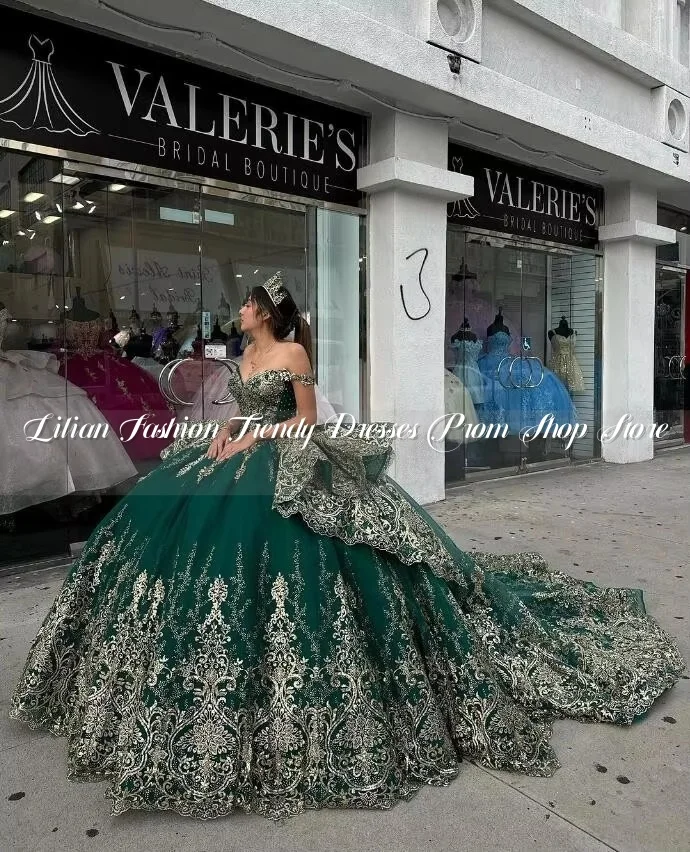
[57,319,175,461]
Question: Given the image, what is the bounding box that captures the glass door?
[654,266,687,444]
[444,229,601,484]
[444,232,529,479]
[195,193,309,424]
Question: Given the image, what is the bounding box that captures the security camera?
[447,53,462,74]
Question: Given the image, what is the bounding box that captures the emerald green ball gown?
[10,368,685,821]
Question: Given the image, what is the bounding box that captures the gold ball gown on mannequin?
[10,365,684,821]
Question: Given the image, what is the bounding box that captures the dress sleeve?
[288,372,315,386]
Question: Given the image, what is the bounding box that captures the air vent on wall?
[651,85,689,153]
[419,0,482,63]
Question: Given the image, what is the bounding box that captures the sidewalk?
[2,450,688,852]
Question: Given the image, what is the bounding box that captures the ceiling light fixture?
[42,214,61,224]
[23,191,45,202]
[50,173,79,185]
[0,209,16,218]
[108,183,128,192]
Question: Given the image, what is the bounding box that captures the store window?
[0,151,363,565]
[443,229,602,482]
[654,207,689,446]
[654,264,687,443]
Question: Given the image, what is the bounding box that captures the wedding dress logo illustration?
[448,156,481,219]
[0,34,98,136]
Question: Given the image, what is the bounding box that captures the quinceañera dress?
[478,331,577,434]
[549,333,586,394]
[0,307,137,515]
[10,366,684,821]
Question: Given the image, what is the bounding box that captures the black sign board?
[448,144,602,248]
[0,6,365,205]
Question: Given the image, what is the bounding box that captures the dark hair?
[249,284,313,367]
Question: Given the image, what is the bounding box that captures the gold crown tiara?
[261,271,287,306]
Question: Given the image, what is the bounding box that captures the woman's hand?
[206,427,229,459]
[218,431,256,461]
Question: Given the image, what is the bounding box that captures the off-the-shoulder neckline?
[237,367,313,386]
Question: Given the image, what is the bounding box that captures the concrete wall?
[579,0,623,26]
[481,6,654,134]
[315,0,422,36]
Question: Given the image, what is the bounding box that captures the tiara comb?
[261,271,287,306]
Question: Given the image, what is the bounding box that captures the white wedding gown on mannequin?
[0,308,137,515]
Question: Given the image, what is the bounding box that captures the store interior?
[444,228,602,483]
[0,150,362,565]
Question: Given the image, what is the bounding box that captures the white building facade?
[0,0,688,566]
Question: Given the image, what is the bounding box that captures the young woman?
[10,272,684,822]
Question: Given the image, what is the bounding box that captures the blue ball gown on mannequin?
[478,331,578,434]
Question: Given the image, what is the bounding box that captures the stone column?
[598,182,675,463]
[357,110,473,504]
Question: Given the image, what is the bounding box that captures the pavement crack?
[470,762,624,852]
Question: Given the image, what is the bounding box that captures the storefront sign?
[448,144,602,248]
[0,6,365,205]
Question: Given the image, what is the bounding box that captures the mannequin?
[55,293,175,461]
[211,318,228,343]
[166,307,180,331]
[450,259,477,283]
[124,331,153,360]
[487,308,510,338]
[62,287,100,322]
[548,316,585,393]
[548,315,575,342]
[128,308,142,330]
[0,304,137,515]
[450,317,486,406]
[451,317,477,343]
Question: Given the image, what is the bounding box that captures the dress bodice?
[479,331,513,369]
[226,368,315,424]
[550,334,576,355]
[485,331,511,357]
[64,318,104,356]
[29,35,55,63]
[451,338,483,367]
[549,332,585,393]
